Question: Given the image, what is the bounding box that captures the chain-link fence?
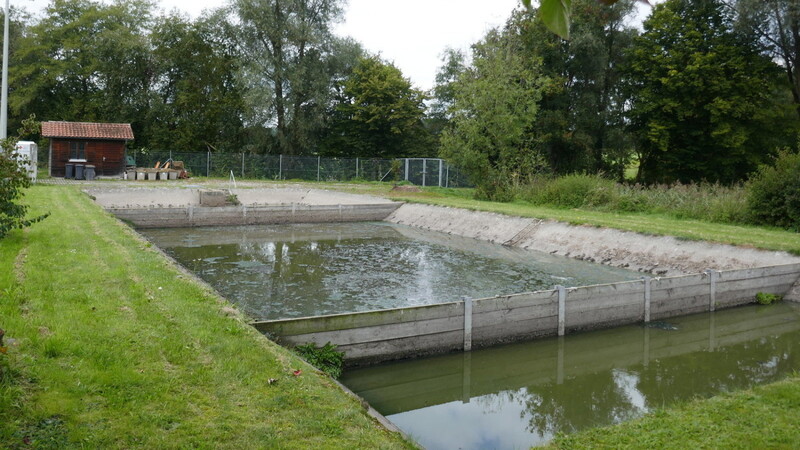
[129,150,472,188]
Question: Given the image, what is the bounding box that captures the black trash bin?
[75,164,85,180]
[85,165,96,181]
[65,163,74,179]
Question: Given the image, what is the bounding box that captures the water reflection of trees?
[516,333,797,437]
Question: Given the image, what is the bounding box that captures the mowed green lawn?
[0,185,413,449]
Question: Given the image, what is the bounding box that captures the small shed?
[42,121,134,178]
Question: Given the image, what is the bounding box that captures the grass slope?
[0,185,412,449]
[547,375,800,449]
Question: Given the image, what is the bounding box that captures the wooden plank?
[715,274,799,294]
[472,315,557,345]
[338,330,465,362]
[719,264,800,282]
[566,302,643,329]
[472,302,557,328]
[253,301,463,335]
[280,314,464,346]
[472,290,556,314]
[564,280,644,302]
[566,290,643,312]
[649,273,708,291]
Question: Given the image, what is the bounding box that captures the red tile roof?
[41,121,134,140]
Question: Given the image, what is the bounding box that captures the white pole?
[0,0,10,140]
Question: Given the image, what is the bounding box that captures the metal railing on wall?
[130,150,472,188]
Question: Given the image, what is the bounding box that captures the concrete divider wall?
[108,203,402,228]
[253,263,800,366]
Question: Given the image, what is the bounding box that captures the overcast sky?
[18,0,657,91]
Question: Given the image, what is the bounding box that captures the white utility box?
[14,141,38,182]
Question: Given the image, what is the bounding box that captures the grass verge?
[546,375,800,448]
[0,185,413,449]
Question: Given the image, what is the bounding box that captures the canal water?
[341,303,800,449]
[140,222,639,320]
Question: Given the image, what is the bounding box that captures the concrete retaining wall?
[109,203,402,228]
[253,263,800,366]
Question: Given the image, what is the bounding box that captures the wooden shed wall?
[50,138,126,177]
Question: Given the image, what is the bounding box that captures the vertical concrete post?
[437,159,443,187]
[279,154,283,180]
[206,150,210,177]
[463,296,473,352]
[445,164,450,188]
[706,269,718,312]
[642,276,652,323]
[355,157,359,179]
[188,204,194,224]
[422,159,427,187]
[404,159,409,181]
[556,285,566,336]
[317,156,321,181]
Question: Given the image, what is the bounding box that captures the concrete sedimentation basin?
[89,186,800,365]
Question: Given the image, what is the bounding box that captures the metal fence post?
[241,152,245,178]
[404,158,409,181]
[355,157,359,179]
[317,156,321,182]
[422,159,427,187]
[446,164,450,188]
[279,154,283,180]
[438,159,443,187]
[206,150,210,177]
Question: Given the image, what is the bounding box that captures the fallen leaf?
[292,369,302,376]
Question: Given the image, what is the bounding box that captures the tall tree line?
[1,0,431,157]
[436,0,800,191]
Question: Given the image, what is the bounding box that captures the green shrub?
[746,149,800,230]
[530,174,617,208]
[293,342,345,379]
[755,292,782,305]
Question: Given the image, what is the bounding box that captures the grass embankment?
[0,185,412,449]
[547,375,800,448]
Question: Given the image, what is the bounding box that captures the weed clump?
[294,342,344,379]
[755,292,782,305]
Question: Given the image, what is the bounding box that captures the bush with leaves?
[745,148,800,230]
[293,342,344,379]
[0,117,48,239]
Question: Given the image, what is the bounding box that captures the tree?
[439,27,548,200]
[0,117,48,239]
[147,11,246,152]
[517,1,639,177]
[233,0,348,155]
[626,0,792,184]
[11,0,154,134]
[321,56,431,158]
[734,0,800,119]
